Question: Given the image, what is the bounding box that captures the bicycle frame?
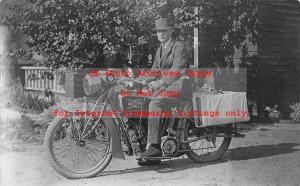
[57,85,134,160]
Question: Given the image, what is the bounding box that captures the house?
[195,0,300,117]
[1,0,299,117]
[0,1,85,98]
[255,0,300,117]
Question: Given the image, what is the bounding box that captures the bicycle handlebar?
[117,77,149,86]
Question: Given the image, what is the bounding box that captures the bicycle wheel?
[44,116,112,179]
[184,123,232,163]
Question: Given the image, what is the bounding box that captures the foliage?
[5,80,55,112]
[264,105,281,123]
[175,0,257,67]
[290,102,300,123]
[0,0,257,68]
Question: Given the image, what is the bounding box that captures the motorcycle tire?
[184,124,232,163]
[44,116,112,179]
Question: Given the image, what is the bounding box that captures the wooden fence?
[21,66,66,94]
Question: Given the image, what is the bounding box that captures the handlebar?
[117,77,153,87]
[117,77,162,98]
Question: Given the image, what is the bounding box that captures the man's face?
[156,29,173,44]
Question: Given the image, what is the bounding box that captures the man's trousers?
[147,97,177,144]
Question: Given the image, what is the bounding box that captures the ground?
[0,109,300,186]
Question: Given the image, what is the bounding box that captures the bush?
[290,102,300,123]
[264,105,281,123]
[5,80,55,112]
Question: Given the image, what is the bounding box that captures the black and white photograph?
[0,0,299,185]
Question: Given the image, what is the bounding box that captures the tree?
[0,0,257,68]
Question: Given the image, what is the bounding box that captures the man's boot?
[137,144,162,166]
[138,144,162,158]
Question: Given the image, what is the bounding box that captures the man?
[138,17,192,165]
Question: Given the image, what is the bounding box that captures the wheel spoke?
[54,144,75,156]
[185,124,232,161]
[50,118,111,174]
[83,139,110,145]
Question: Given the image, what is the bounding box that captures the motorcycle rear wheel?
[184,123,232,163]
[44,116,112,179]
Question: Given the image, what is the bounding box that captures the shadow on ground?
[98,143,299,176]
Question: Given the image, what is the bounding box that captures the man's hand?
[149,79,166,91]
[123,81,134,88]
[142,77,156,85]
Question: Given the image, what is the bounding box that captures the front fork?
[79,87,127,160]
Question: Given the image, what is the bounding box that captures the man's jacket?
[151,38,192,99]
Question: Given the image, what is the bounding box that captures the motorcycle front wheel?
[44,116,112,179]
[184,123,232,163]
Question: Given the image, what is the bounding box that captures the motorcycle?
[44,68,244,179]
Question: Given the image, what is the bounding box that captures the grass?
[2,81,53,112]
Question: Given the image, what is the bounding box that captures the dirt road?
[1,123,300,186]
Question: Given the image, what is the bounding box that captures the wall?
[64,71,86,98]
[256,0,300,117]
